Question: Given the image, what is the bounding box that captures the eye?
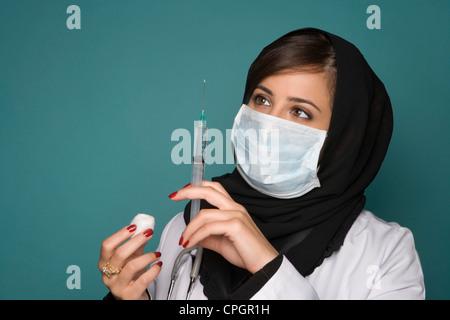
[292,107,311,119]
[252,94,271,107]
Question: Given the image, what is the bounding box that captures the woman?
[98,28,425,300]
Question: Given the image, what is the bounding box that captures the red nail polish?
[179,236,183,246]
[156,261,163,267]
[183,240,189,248]
[127,224,136,232]
[183,183,191,188]
[143,229,153,237]
[155,252,161,258]
[168,191,177,199]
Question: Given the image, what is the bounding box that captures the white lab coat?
[148,210,425,300]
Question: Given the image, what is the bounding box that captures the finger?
[184,218,240,249]
[99,224,138,264]
[109,228,154,268]
[119,252,161,284]
[183,181,233,200]
[170,185,240,211]
[200,181,233,199]
[183,218,275,274]
[131,260,163,295]
[182,209,237,244]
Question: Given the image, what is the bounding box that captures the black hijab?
[183,28,393,299]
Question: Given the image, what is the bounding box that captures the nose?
[268,104,286,120]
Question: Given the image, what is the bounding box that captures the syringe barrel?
[190,120,206,221]
[192,121,206,160]
[190,161,204,221]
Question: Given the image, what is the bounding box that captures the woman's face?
[247,71,333,131]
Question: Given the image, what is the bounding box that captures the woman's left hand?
[169,181,278,274]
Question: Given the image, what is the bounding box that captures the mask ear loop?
[317,132,329,172]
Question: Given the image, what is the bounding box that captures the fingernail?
[156,261,163,267]
[183,183,191,188]
[168,191,177,199]
[143,229,154,237]
[127,224,137,232]
[183,240,189,248]
[155,252,161,258]
[179,236,183,246]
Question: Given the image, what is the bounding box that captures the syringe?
[167,80,208,300]
[190,80,207,222]
[184,80,207,300]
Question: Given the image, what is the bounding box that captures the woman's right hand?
[98,225,162,300]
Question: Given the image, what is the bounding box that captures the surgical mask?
[231,104,327,199]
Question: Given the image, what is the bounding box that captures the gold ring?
[102,261,123,278]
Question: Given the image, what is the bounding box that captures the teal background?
[0,0,448,299]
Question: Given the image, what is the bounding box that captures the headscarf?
[183,28,393,299]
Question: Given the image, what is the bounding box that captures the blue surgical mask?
[231,104,327,199]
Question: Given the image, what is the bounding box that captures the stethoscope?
[167,246,203,300]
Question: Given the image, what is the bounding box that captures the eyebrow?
[256,85,322,113]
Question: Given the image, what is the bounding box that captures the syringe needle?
[202,80,206,111]
[201,79,206,121]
